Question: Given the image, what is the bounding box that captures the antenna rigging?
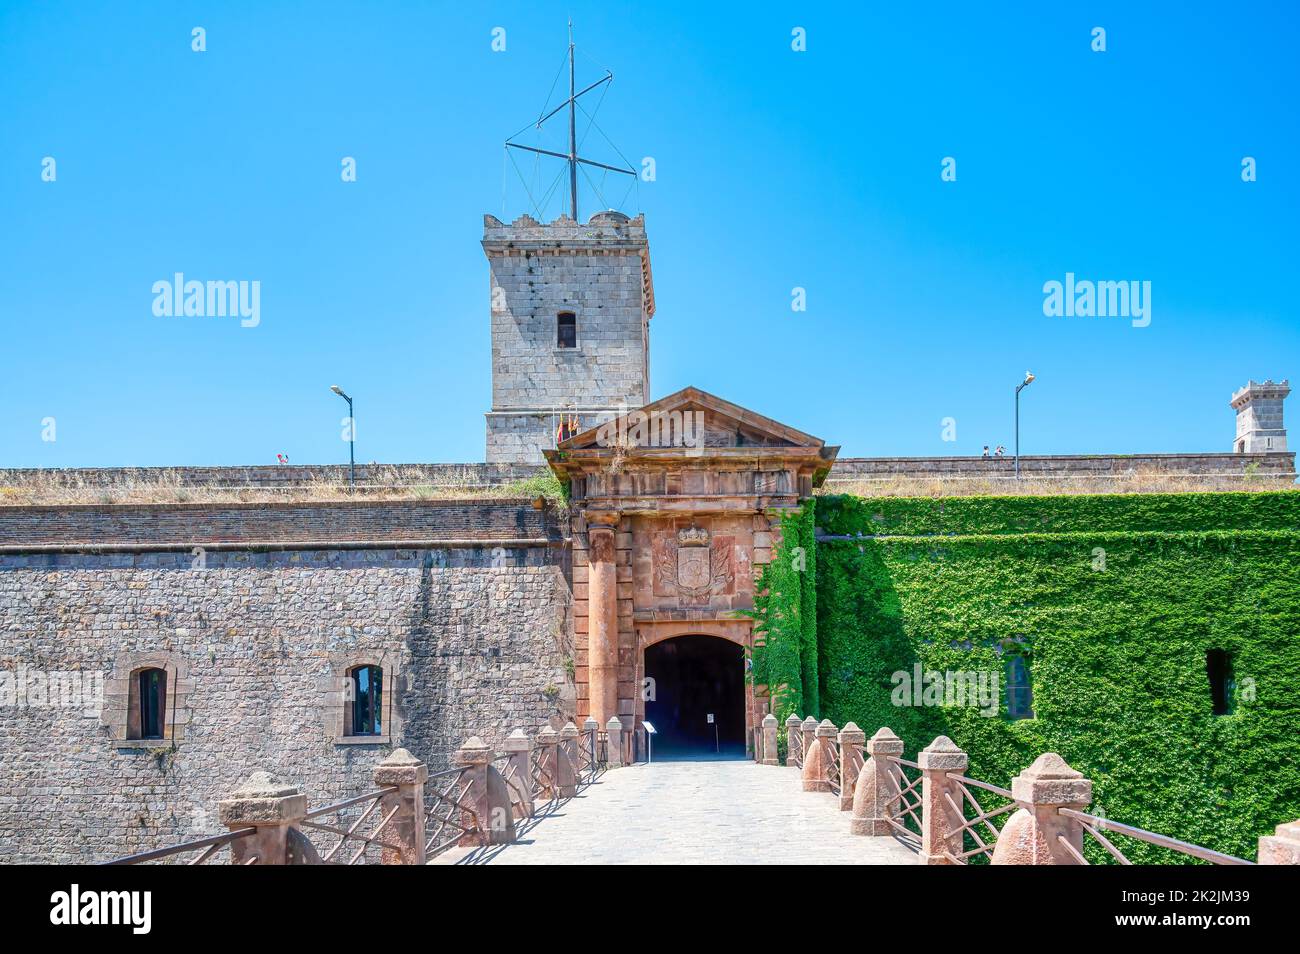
[504,21,637,221]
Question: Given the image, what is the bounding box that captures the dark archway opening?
[644,635,746,760]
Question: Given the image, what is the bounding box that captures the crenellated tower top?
[483,211,654,464]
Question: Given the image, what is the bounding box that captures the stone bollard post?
[837,722,865,811]
[536,726,560,801]
[219,771,312,865]
[557,721,580,798]
[452,736,494,847]
[761,714,780,766]
[991,753,1093,865]
[785,714,803,767]
[917,736,969,865]
[800,716,818,769]
[1259,820,1300,864]
[372,748,428,865]
[850,727,904,836]
[606,716,623,768]
[802,719,838,792]
[503,729,535,819]
[583,716,600,773]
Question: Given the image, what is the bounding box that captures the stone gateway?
[544,385,837,754]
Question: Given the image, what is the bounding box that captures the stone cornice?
[580,494,803,517]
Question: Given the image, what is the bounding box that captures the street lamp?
[330,385,354,492]
[1014,371,1035,479]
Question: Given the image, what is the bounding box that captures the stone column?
[785,714,803,767]
[587,517,620,727]
[991,753,1093,865]
[452,736,494,847]
[536,726,560,801]
[557,721,580,798]
[850,727,904,836]
[218,771,309,865]
[372,748,428,865]
[606,716,624,768]
[1259,820,1300,864]
[761,714,779,766]
[837,722,865,811]
[917,736,969,865]
[802,719,838,792]
[800,716,818,768]
[503,728,535,819]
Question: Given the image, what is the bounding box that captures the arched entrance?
[643,634,746,759]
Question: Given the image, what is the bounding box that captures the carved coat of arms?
[655,526,735,606]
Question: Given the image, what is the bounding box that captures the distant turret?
[1230,379,1290,453]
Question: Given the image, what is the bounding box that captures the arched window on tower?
[348,664,384,736]
[128,667,168,740]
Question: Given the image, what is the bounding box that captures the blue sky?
[2,1,1297,467]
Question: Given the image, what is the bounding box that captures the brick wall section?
[0,547,573,863]
[827,451,1296,480]
[0,499,564,549]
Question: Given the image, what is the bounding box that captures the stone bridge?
[106,714,1300,867]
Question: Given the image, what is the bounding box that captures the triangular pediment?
[559,386,824,451]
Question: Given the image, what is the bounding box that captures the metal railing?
[101,828,258,865]
[882,756,925,846]
[567,727,605,790]
[495,754,532,820]
[1058,808,1253,866]
[97,722,614,866]
[299,787,403,864]
[942,774,1017,864]
[826,741,843,796]
[424,766,480,859]
[529,743,554,800]
[576,730,595,778]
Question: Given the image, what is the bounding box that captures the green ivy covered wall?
[758,490,1300,862]
[750,501,818,727]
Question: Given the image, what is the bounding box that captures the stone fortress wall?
[3,454,1294,861]
[3,456,1293,862]
[0,501,573,863]
[0,498,562,549]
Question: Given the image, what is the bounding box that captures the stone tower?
[483,211,655,464]
[1230,379,1290,453]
